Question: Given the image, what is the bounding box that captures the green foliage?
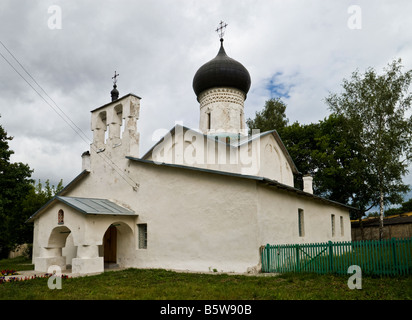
[247,102,369,218]
[325,59,412,232]
[246,98,288,135]
[384,198,412,216]
[247,59,412,224]
[14,179,64,247]
[0,118,33,258]
[275,114,371,219]
[0,116,64,258]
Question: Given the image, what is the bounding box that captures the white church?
[28,30,353,275]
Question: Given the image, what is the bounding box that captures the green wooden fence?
[261,238,412,276]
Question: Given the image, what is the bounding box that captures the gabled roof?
[27,196,135,222]
[57,170,90,196]
[141,124,299,174]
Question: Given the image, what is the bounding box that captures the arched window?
[58,209,64,225]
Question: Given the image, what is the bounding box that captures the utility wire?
[0,40,91,144]
[0,40,139,190]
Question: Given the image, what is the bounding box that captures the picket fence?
[261,238,412,276]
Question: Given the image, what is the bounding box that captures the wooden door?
[103,225,117,263]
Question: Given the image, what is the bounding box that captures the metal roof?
[26,196,135,222]
[56,196,135,215]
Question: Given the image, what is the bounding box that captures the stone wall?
[351,215,412,240]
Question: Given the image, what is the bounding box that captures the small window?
[331,214,335,237]
[298,209,304,237]
[340,216,344,236]
[58,209,64,225]
[138,224,147,249]
[207,112,211,130]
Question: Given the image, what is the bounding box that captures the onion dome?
[192,39,251,101]
[111,84,119,101]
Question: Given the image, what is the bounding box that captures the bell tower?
[87,73,141,174]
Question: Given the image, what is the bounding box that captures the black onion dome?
[193,39,251,100]
[111,84,119,101]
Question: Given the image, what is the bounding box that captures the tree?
[15,179,64,246]
[281,114,371,220]
[247,97,384,227]
[247,99,368,217]
[384,198,412,216]
[0,117,33,258]
[325,59,412,239]
[246,98,289,135]
[0,116,64,258]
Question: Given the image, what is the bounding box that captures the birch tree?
[325,59,412,239]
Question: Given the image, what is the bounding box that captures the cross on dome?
[112,71,119,84]
[215,20,228,40]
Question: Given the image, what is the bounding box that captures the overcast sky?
[1,0,412,202]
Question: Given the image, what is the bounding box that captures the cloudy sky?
[1,0,412,202]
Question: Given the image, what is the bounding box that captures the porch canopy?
[27,196,135,222]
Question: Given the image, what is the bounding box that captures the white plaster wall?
[258,134,295,186]
[132,164,260,272]
[256,184,352,246]
[60,153,261,273]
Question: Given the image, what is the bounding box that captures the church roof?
[27,196,135,222]
[57,169,90,196]
[192,39,251,100]
[55,196,135,215]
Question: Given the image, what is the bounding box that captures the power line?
[0,40,139,190]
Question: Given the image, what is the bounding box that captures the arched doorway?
[103,225,117,266]
[102,222,135,269]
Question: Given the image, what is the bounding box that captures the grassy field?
[1,257,411,300]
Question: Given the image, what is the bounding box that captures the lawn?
[0,257,411,300]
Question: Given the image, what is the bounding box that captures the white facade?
[29,91,353,275]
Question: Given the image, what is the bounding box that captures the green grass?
[0,256,34,272]
[1,257,411,300]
